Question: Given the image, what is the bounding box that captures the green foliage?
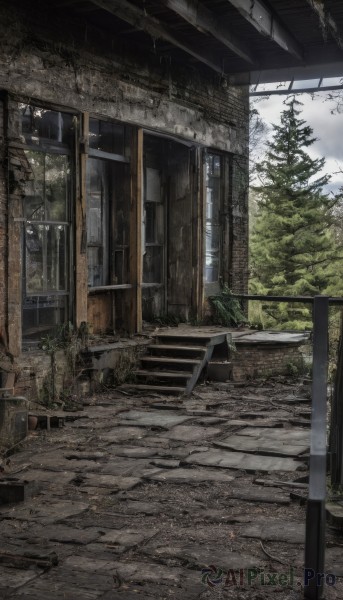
[250,98,343,329]
[208,286,245,327]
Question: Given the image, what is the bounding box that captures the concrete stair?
[120,329,231,396]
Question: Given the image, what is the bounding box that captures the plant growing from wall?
[39,322,88,407]
[208,285,246,327]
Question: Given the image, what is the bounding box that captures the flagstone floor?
[0,377,342,599]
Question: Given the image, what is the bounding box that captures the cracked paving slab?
[142,542,262,570]
[117,410,193,429]
[144,467,236,484]
[0,500,90,524]
[214,427,309,457]
[158,425,222,441]
[240,519,305,544]
[184,449,305,472]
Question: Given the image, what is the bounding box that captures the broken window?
[205,153,222,283]
[87,120,131,290]
[20,105,74,341]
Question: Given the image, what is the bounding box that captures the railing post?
[304,296,329,600]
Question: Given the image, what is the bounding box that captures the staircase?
[120,329,231,396]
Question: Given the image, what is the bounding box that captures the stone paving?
[0,378,343,599]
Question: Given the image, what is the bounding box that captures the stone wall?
[0,1,249,155]
[0,0,249,397]
[231,344,305,381]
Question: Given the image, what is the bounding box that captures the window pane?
[204,153,222,284]
[25,224,67,293]
[24,151,69,221]
[24,151,45,220]
[89,119,125,155]
[45,154,69,221]
[87,159,109,286]
[23,296,66,341]
[21,105,74,145]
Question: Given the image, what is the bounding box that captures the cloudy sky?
[251,91,343,196]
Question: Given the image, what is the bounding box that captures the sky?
[251,91,343,196]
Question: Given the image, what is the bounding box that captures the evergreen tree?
[250,98,343,329]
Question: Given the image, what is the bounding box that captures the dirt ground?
[0,376,342,600]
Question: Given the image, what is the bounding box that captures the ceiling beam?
[230,60,343,85]
[159,0,254,64]
[89,0,227,76]
[226,0,303,60]
[305,0,343,49]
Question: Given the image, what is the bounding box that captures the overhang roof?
[49,0,343,84]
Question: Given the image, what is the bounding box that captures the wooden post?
[75,112,89,328]
[129,128,143,334]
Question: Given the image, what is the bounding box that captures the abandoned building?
[0,0,342,400]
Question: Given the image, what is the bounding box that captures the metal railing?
[233,294,343,600]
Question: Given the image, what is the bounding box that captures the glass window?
[205,153,222,283]
[86,157,130,287]
[89,119,125,155]
[21,105,73,342]
[20,105,74,146]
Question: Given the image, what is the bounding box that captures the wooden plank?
[160,0,254,64]
[75,112,89,328]
[129,128,143,334]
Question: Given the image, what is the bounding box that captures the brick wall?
[231,344,305,381]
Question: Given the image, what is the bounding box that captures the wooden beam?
[159,0,253,64]
[129,128,143,334]
[226,0,303,60]
[75,112,89,328]
[89,0,227,76]
[305,0,343,50]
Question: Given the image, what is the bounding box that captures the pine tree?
[250,98,343,330]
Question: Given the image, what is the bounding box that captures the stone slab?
[222,484,290,504]
[215,435,308,457]
[215,427,309,457]
[185,449,303,472]
[143,543,261,570]
[77,474,142,491]
[31,525,102,545]
[326,501,343,528]
[326,547,343,577]
[240,519,305,544]
[99,528,158,549]
[144,467,236,483]
[99,427,147,442]
[160,425,222,442]
[0,500,89,524]
[117,410,192,429]
[115,501,164,515]
[0,567,42,590]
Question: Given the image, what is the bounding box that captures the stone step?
[154,335,213,346]
[148,345,206,357]
[134,370,193,381]
[141,357,200,371]
[120,384,186,395]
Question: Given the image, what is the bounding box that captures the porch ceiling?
[48,0,343,84]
